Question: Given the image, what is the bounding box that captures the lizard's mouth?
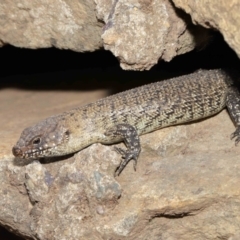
[12,145,53,159]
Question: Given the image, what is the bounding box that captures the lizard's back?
[66,69,232,140]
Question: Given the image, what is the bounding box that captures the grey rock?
[96,0,209,70]
[172,0,240,59]
[0,0,103,51]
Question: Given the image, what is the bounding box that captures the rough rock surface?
[1,72,240,239]
[0,0,239,70]
[172,0,240,59]
[96,0,209,70]
[0,0,103,51]
[0,0,212,70]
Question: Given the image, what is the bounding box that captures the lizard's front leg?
[105,123,141,176]
[226,86,240,145]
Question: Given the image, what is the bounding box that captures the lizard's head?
[12,117,70,159]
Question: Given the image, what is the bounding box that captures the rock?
[172,0,240,59]
[229,233,240,240]
[0,0,213,70]
[0,0,103,51]
[1,78,240,239]
[0,0,239,71]
[96,0,210,70]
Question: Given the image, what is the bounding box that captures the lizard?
[12,69,240,176]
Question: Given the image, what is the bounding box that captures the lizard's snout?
[12,146,23,157]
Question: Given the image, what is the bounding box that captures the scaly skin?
[12,69,240,175]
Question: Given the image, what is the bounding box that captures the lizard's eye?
[32,137,41,145]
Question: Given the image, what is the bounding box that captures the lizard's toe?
[231,126,240,146]
[114,147,138,176]
[114,147,126,156]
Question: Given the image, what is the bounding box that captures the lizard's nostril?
[12,146,22,157]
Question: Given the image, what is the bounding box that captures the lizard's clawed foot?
[114,147,138,176]
[231,126,240,146]
[105,123,141,176]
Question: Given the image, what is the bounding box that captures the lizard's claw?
[114,147,137,176]
[231,126,240,146]
[106,123,141,176]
